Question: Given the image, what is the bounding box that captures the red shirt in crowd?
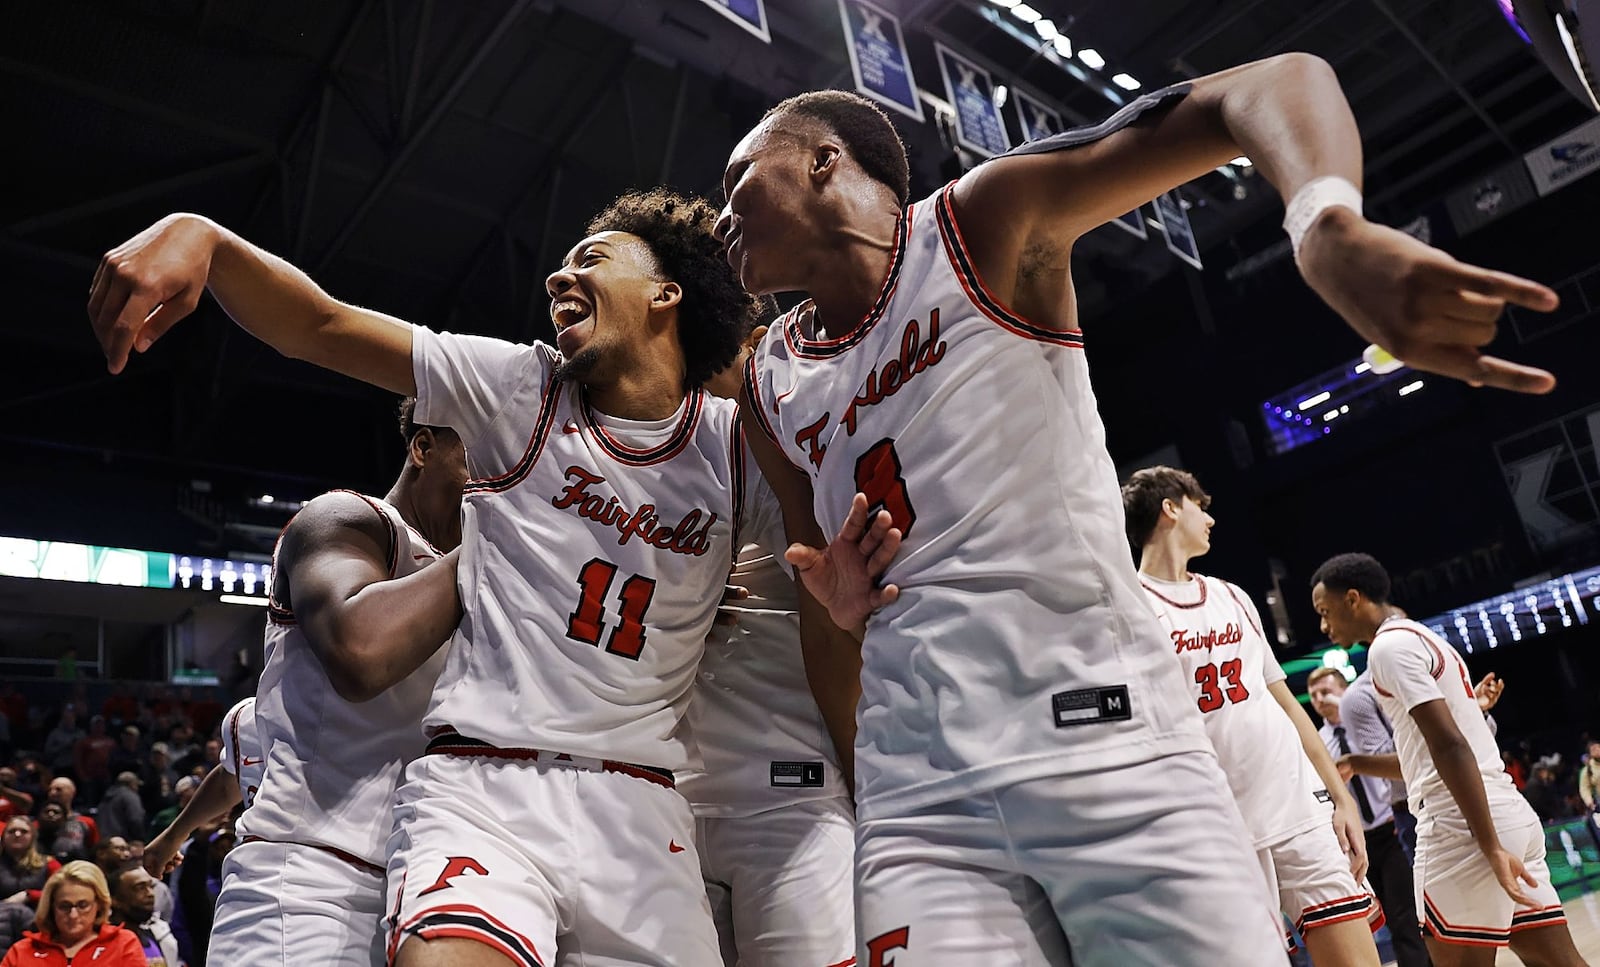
[0,923,145,966]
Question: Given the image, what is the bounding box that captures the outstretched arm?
[1411,699,1536,904]
[953,53,1558,392]
[1270,681,1368,880]
[143,763,240,878]
[278,493,463,703]
[89,213,416,392]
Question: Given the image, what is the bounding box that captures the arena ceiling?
[0,0,1584,554]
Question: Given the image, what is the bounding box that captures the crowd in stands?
[0,681,238,965]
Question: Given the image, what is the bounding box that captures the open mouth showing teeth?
[551,300,590,330]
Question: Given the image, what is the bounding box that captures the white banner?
[1525,114,1600,196]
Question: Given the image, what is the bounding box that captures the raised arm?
[952,53,1559,392]
[143,762,240,878]
[1411,699,1536,904]
[278,493,463,703]
[1270,680,1368,879]
[89,213,416,392]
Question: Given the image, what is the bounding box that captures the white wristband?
[1283,176,1363,257]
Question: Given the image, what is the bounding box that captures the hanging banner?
[1525,114,1600,196]
[1013,88,1062,143]
[934,43,1010,157]
[1108,207,1148,240]
[1153,191,1202,270]
[838,0,923,122]
[698,0,770,43]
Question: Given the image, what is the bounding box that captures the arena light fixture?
[988,0,1022,7]
[1052,35,1072,58]
[1078,48,1105,70]
[1296,390,1332,411]
[1034,18,1058,40]
[1231,156,1252,167]
[1111,72,1141,90]
[1011,3,1043,24]
[993,84,1009,108]
[1399,379,1425,396]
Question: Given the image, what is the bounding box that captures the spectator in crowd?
[1580,739,1600,843]
[174,820,234,967]
[73,717,115,803]
[144,746,176,816]
[0,818,59,908]
[171,741,217,783]
[92,839,133,880]
[0,771,31,825]
[1524,764,1564,823]
[8,759,46,812]
[54,648,78,683]
[108,867,178,967]
[1503,749,1529,790]
[39,782,96,863]
[147,778,198,840]
[108,728,144,782]
[101,691,137,727]
[0,901,30,958]
[41,709,81,777]
[98,775,146,844]
[0,861,144,966]
[160,727,194,774]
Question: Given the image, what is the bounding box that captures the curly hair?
[1310,552,1392,604]
[585,188,767,389]
[1119,466,1211,551]
[765,90,911,206]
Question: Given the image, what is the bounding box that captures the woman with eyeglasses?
[0,817,60,908]
[0,861,143,965]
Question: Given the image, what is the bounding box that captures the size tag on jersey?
[1313,788,1333,804]
[771,761,825,788]
[1052,685,1132,728]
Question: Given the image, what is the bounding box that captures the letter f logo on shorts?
[867,926,910,967]
[417,856,490,897]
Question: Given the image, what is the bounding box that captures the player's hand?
[1297,208,1559,394]
[712,584,749,630]
[786,492,902,634]
[1474,672,1505,712]
[1331,800,1369,880]
[88,213,221,374]
[143,831,184,878]
[1334,755,1355,783]
[1486,846,1537,906]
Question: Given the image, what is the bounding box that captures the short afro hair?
[765,90,911,206]
[1120,466,1211,550]
[585,188,766,390]
[1310,553,1392,604]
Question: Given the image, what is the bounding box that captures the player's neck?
[804,206,901,342]
[584,343,689,421]
[1137,540,1194,584]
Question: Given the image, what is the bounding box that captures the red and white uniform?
[217,696,263,808]
[386,328,763,966]
[1368,617,1565,947]
[216,493,446,967]
[1141,573,1375,939]
[744,183,1282,966]
[681,540,855,966]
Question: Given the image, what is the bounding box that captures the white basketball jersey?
[217,697,263,809]
[413,328,756,772]
[1139,574,1327,848]
[744,184,1207,820]
[679,541,849,817]
[239,493,446,867]
[1367,617,1529,825]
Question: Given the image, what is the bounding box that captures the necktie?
[1334,726,1376,824]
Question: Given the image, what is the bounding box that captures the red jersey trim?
[934,184,1085,348]
[1219,581,1265,639]
[1422,894,1510,947]
[730,419,748,559]
[395,904,545,967]
[785,207,911,359]
[741,350,804,474]
[1138,574,1208,610]
[464,369,563,495]
[580,387,702,467]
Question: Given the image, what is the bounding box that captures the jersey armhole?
[741,353,804,474]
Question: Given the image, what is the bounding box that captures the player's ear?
[811,142,842,185]
[408,427,434,469]
[1160,498,1180,522]
[652,281,683,312]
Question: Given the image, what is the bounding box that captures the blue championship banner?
[698,0,770,43]
[935,42,1010,157]
[1153,190,1202,269]
[1013,88,1062,144]
[837,0,923,122]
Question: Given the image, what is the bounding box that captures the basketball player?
[86,190,821,966]
[719,54,1560,965]
[1311,553,1588,967]
[684,327,863,967]
[1122,466,1380,965]
[141,696,264,879]
[194,398,465,967]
